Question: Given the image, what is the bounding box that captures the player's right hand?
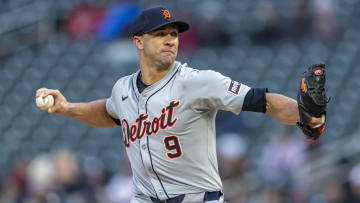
[36,88,69,114]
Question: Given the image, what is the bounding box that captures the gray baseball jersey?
[106,61,250,201]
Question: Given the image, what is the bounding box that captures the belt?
[204,191,223,201]
[150,191,222,203]
[150,194,185,203]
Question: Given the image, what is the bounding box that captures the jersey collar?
[132,61,181,98]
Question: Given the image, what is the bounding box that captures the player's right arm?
[36,88,118,127]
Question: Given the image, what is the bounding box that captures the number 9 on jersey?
[164,136,182,159]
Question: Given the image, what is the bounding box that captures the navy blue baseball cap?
[131,7,190,36]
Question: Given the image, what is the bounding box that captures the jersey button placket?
[141,94,147,108]
[140,95,167,200]
[137,96,154,191]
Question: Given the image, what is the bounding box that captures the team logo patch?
[228,80,241,95]
[314,69,323,76]
[162,9,171,19]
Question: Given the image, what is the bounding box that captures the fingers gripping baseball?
[35,88,69,114]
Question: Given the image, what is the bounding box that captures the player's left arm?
[265,93,321,127]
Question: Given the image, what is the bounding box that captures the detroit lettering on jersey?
[122,101,180,148]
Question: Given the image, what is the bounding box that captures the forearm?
[65,99,117,127]
[266,93,299,125]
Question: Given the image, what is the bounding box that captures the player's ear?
[133,36,144,50]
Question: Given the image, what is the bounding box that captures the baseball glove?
[297,64,330,139]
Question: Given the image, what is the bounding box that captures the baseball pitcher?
[36,7,328,203]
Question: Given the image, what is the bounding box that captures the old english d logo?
[162,9,171,19]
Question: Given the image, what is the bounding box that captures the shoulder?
[177,63,224,83]
[111,72,137,94]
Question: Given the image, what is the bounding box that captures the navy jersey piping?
[144,68,180,199]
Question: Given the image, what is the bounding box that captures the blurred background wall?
[0,0,360,202]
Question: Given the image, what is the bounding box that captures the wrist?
[64,102,79,117]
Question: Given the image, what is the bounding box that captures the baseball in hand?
[36,93,54,110]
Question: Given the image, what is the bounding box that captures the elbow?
[91,121,118,128]
[84,119,118,128]
[88,124,117,128]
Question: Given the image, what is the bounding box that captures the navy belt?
[204,191,223,201]
[150,191,222,203]
[150,194,185,203]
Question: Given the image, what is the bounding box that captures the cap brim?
[135,21,190,36]
[172,21,190,33]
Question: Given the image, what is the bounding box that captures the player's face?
[141,24,179,70]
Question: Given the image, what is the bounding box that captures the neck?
[139,59,174,85]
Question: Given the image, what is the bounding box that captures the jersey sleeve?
[106,96,119,119]
[242,88,268,113]
[185,69,251,115]
[106,79,121,119]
